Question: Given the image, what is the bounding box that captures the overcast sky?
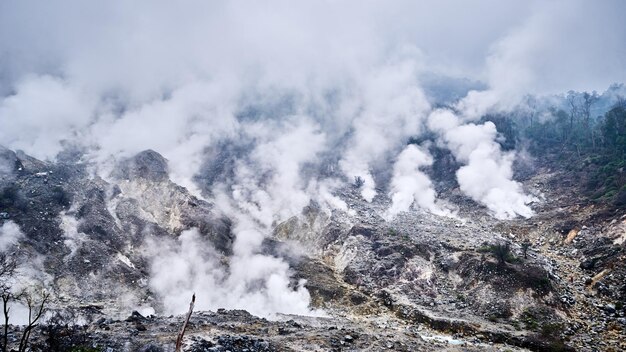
[1,0,625,100]
[1,0,625,172]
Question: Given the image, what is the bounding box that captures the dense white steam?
[338,58,430,202]
[148,228,316,318]
[0,221,24,252]
[428,109,535,219]
[386,145,450,218]
[1,0,624,316]
[145,117,331,317]
[231,118,326,226]
[0,76,94,159]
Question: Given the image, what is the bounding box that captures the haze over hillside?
[0,1,625,351]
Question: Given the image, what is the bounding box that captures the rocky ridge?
[0,146,624,351]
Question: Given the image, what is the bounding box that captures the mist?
[146,228,316,318]
[0,221,23,253]
[1,0,625,316]
[386,144,451,219]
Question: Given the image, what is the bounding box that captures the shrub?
[521,241,531,259]
[480,242,516,265]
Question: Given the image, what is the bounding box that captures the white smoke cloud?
[231,117,327,226]
[0,221,24,252]
[452,1,626,122]
[457,142,535,219]
[338,57,431,202]
[0,76,94,160]
[88,80,241,193]
[386,144,451,219]
[147,227,318,318]
[59,213,88,259]
[142,116,333,317]
[309,178,352,214]
[0,0,624,317]
[0,1,623,189]
[428,109,536,219]
[0,149,15,177]
[0,162,11,176]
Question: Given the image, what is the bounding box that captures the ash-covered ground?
[0,147,624,351]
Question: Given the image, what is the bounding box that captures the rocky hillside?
[0,146,624,351]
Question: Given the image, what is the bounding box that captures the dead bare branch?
[18,290,50,352]
[175,293,195,352]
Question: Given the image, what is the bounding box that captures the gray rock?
[604,304,616,314]
[115,150,169,181]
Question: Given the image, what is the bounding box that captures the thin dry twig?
[175,293,195,352]
[18,290,50,352]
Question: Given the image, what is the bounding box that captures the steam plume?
[0,0,624,317]
[386,144,451,218]
[428,109,535,219]
[147,227,316,318]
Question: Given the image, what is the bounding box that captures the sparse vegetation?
[486,96,626,206]
[520,312,539,330]
[478,242,517,265]
[0,254,17,352]
[69,348,100,352]
[519,306,567,351]
[540,322,563,337]
[0,253,51,352]
[491,243,512,265]
[17,288,50,352]
[521,241,531,259]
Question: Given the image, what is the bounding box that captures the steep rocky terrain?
[0,146,624,351]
